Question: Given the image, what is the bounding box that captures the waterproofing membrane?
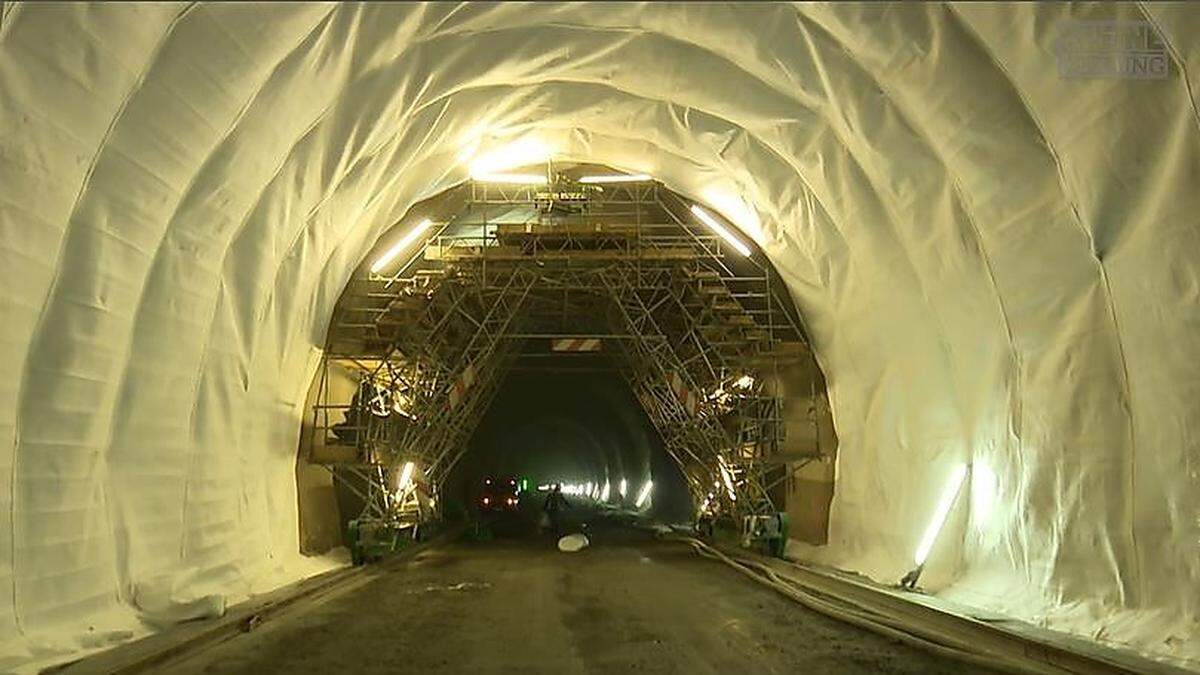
[0,1,1198,669]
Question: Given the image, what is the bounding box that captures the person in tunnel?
[541,483,570,537]
[331,389,363,445]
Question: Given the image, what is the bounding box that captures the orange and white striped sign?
[669,371,700,416]
[448,363,477,409]
[550,338,601,352]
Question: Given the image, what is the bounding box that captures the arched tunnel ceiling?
[1,1,1199,668]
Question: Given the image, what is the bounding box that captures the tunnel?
[1,3,1198,673]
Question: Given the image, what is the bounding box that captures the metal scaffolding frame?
[310,171,817,530]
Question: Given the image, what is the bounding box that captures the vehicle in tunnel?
[478,476,520,512]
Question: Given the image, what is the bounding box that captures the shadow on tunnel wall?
[445,363,693,523]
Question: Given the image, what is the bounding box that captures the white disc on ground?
[557,534,590,552]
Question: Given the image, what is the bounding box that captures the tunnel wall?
[1,2,1199,668]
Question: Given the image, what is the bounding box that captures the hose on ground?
[680,537,1062,675]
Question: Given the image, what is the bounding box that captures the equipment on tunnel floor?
[557,533,590,552]
[741,512,789,558]
[348,518,417,565]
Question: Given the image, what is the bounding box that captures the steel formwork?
[309,169,817,529]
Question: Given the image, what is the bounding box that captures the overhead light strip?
[690,204,751,257]
[578,173,652,184]
[370,218,433,274]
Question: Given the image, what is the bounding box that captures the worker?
[542,483,570,537]
[331,390,363,444]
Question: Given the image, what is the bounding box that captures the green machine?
[741,513,789,558]
[348,519,420,565]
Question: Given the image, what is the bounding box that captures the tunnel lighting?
[690,204,751,257]
[397,462,415,491]
[370,218,433,274]
[471,172,547,184]
[635,480,654,508]
[970,462,997,531]
[467,136,550,176]
[600,481,610,502]
[578,173,652,184]
[914,464,969,567]
[392,392,415,419]
[718,461,738,502]
[619,479,627,499]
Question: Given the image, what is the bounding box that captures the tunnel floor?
[160,517,990,674]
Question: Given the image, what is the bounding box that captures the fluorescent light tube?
[690,204,751,257]
[578,173,652,184]
[370,219,433,273]
[635,480,654,508]
[914,464,969,566]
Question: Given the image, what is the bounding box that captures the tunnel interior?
[3,3,1199,671]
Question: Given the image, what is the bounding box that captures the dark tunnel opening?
[445,362,693,523]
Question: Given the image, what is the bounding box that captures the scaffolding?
[309,172,816,532]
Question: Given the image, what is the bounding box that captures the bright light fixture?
[467,137,550,176]
[914,464,969,566]
[690,204,751,257]
[578,173,652,184]
[635,480,654,508]
[619,478,627,498]
[370,219,433,273]
[471,172,547,184]
[600,481,610,502]
[397,461,415,491]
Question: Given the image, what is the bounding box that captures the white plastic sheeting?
[0,1,1197,669]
